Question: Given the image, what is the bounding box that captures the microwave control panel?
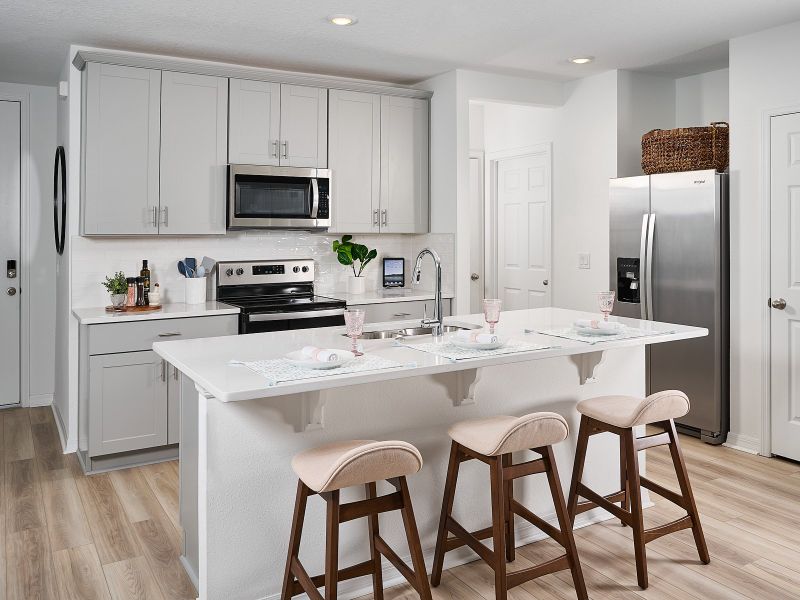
[317,179,330,219]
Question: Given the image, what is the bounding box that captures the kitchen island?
[153,307,706,600]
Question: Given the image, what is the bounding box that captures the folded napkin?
[300,346,340,362]
[574,319,624,331]
[456,329,499,344]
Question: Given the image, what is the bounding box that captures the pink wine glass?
[482,299,502,334]
[597,291,615,321]
[344,308,365,357]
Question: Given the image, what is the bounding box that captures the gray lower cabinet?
[352,298,452,324]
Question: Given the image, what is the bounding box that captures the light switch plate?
[578,253,591,270]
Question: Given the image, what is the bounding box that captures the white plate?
[573,325,624,336]
[285,350,355,369]
[450,336,507,350]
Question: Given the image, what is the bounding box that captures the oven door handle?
[310,178,320,219]
[248,308,345,322]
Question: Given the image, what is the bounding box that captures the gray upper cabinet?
[228,80,327,168]
[82,63,161,235]
[228,79,281,165]
[159,71,228,235]
[328,90,380,233]
[380,96,430,233]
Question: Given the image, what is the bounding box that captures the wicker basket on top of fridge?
[641,121,729,175]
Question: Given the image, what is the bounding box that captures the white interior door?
[469,155,485,313]
[0,100,21,406]
[495,151,552,310]
[771,111,800,461]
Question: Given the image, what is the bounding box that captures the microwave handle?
[310,178,319,219]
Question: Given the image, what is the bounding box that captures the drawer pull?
[393,312,412,318]
[158,332,181,337]
[160,360,166,382]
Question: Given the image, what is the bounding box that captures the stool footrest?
[574,487,628,519]
[289,557,325,600]
[290,558,373,597]
[374,535,421,594]
[634,431,671,451]
[445,517,495,565]
[443,525,494,552]
[338,491,404,523]
[640,476,687,510]
[507,554,571,589]
[510,499,565,546]
[643,515,693,544]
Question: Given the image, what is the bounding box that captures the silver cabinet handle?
[248,308,345,322]
[393,312,412,318]
[173,365,179,380]
[272,140,279,158]
[6,287,16,296]
[381,209,387,226]
[158,332,181,337]
[161,206,168,227]
[471,273,480,281]
[281,140,288,159]
[373,209,379,226]
[152,206,158,228]
[772,298,787,310]
[160,360,166,382]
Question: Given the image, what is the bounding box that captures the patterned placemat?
[399,339,553,361]
[527,326,676,345]
[232,354,407,386]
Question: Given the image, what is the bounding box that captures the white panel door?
[279,85,327,168]
[0,101,20,406]
[328,90,380,233]
[379,96,429,233]
[228,79,281,165]
[160,71,228,235]
[82,63,161,234]
[496,152,551,310]
[771,111,800,461]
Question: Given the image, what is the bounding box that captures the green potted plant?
[102,271,129,310]
[332,235,377,295]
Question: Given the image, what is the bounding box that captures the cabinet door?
[380,96,429,233]
[228,79,281,166]
[279,85,328,168]
[160,71,228,235]
[167,364,180,444]
[82,63,161,235]
[328,90,380,233]
[88,351,167,456]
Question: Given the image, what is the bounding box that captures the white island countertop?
[72,300,240,325]
[154,307,706,402]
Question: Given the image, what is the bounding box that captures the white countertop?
[326,288,455,305]
[153,307,707,402]
[72,301,240,325]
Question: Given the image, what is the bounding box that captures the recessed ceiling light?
[570,56,594,65]
[328,14,358,26]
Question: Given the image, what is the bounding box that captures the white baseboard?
[27,393,53,407]
[723,432,760,455]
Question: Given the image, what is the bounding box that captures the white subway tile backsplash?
[71,232,454,307]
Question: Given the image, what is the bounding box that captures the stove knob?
[236,268,244,276]
[293,266,300,273]
[225,268,233,277]
[301,266,309,273]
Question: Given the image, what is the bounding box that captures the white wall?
[675,68,729,127]
[468,102,484,150]
[0,81,57,408]
[728,20,800,452]
[480,102,558,153]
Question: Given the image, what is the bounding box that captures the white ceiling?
[2,0,800,86]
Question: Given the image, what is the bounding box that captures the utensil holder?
[185,277,207,305]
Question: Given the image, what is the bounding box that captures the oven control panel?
[217,260,314,286]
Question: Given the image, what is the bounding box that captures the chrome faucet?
[413,248,443,336]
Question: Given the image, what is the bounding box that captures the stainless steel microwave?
[227,165,331,230]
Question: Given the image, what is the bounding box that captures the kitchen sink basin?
[351,323,480,340]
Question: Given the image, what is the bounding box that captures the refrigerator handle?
[646,213,656,320]
[639,214,649,320]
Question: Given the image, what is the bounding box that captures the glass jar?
[126,277,136,307]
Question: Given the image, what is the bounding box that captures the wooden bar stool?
[431,412,588,600]
[281,439,432,600]
[566,390,710,590]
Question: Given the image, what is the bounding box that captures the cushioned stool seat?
[291,439,423,493]
[448,412,569,456]
[576,390,690,429]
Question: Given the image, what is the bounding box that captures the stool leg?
[398,476,433,600]
[665,420,710,565]
[324,490,340,600]
[490,456,508,600]
[542,446,588,600]
[502,453,515,562]
[567,415,591,526]
[432,442,461,586]
[620,433,630,526]
[281,481,310,600]
[623,429,648,589]
[366,483,385,599]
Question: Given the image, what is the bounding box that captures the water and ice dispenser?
[616,258,640,303]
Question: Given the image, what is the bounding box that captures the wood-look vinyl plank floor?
[2,407,799,599]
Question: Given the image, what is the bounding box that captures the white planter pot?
[347,276,366,295]
[185,277,207,304]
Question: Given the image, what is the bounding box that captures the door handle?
[771,298,787,310]
[645,213,655,320]
[160,360,166,382]
[543,280,549,286]
[272,140,279,158]
[6,287,16,296]
[152,206,158,228]
[381,209,387,226]
[373,209,379,226]
[471,273,480,281]
[161,206,168,227]
[158,332,181,337]
[281,140,288,159]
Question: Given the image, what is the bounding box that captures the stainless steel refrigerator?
[609,169,729,444]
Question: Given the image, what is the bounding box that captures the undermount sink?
[351,323,480,340]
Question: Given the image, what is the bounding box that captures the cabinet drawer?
[88,315,238,355]
[352,299,451,324]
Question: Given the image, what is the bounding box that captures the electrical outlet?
[578,253,591,270]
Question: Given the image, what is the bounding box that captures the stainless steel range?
[217,259,346,334]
